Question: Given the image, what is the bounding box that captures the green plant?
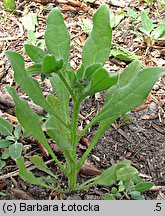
[0,117,24,169]
[0,191,6,197]
[126,7,138,22]
[134,10,165,47]
[3,0,16,12]
[143,0,165,8]
[157,0,165,8]
[81,10,125,35]
[110,44,139,62]
[4,5,165,194]
[110,10,125,28]
[21,12,38,44]
[104,175,154,200]
[143,0,153,6]
[21,12,45,47]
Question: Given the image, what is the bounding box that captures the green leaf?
[38,176,58,185]
[0,160,6,169]
[124,180,135,193]
[0,191,6,196]
[6,87,53,157]
[91,68,118,94]
[94,165,116,186]
[0,140,11,148]
[126,7,138,20]
[75,64,101,90]
[16,157,55,189]
[129,191,145,200]
[1,149,10,160]
[110,48,139,62]
[22,130,30,138]
[139,27,150,36]
[84,64,102,79]
[95,61,161,149]
[82,4,112,68]
[76,65,118,96]
[25,44,47,63]
[134,182,154,192]
[116,166,138,181]
[6,135,15,142]
[50,73,70,124]
[153,24,165,39]
[93,61,165,124]
[37,40,45,49]
[29,155,57,178]
[9,142,23,160]
[26,63,42,74]
[5,51,52,113]
[0,117,13,136]
[45,115,71,154]
[95,160,130,186]
[21,12,38,32]
[3,0,16,12]
[14,124,22,139]
[46,94,59,113]
[81,18,92,35]
[118,182,125,192]
[132,30,143,38]
[27,30,37,44]
[45,8,70,67]
[42,54,63,74]
[110,11,125,28]
[104,193,115,200]
[131,175,143,184]
[43,54,58,74]
[111,187,118,194]
[141,11,153,34]
[144,0,153,5]
[67,69,76,88]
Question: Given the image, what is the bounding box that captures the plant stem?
[58,71,76,102]
[45,185,66,193]
[71,99,80,154]
[48,108,70,130]
[77,117,97,143]
[67,99,81,191]
[124,192,130,200]
[78,176,99,190]
[68,163,77,192]
[49,149,67,175]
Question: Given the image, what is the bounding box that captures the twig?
[30,0,90,12]
[17,0,31,10]
[150,186,165,192]
[111,123,133,143]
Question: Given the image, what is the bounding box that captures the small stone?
[153,84,160,91]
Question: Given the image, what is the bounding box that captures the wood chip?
[80,161,102,176]
[10,188,34,200]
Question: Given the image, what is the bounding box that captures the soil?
[0,0,165,200]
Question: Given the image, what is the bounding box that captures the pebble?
[153,84,160,91]
[151,50,161,58]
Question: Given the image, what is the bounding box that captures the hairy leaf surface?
[45,8,70,67]
[82,5,112,68]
